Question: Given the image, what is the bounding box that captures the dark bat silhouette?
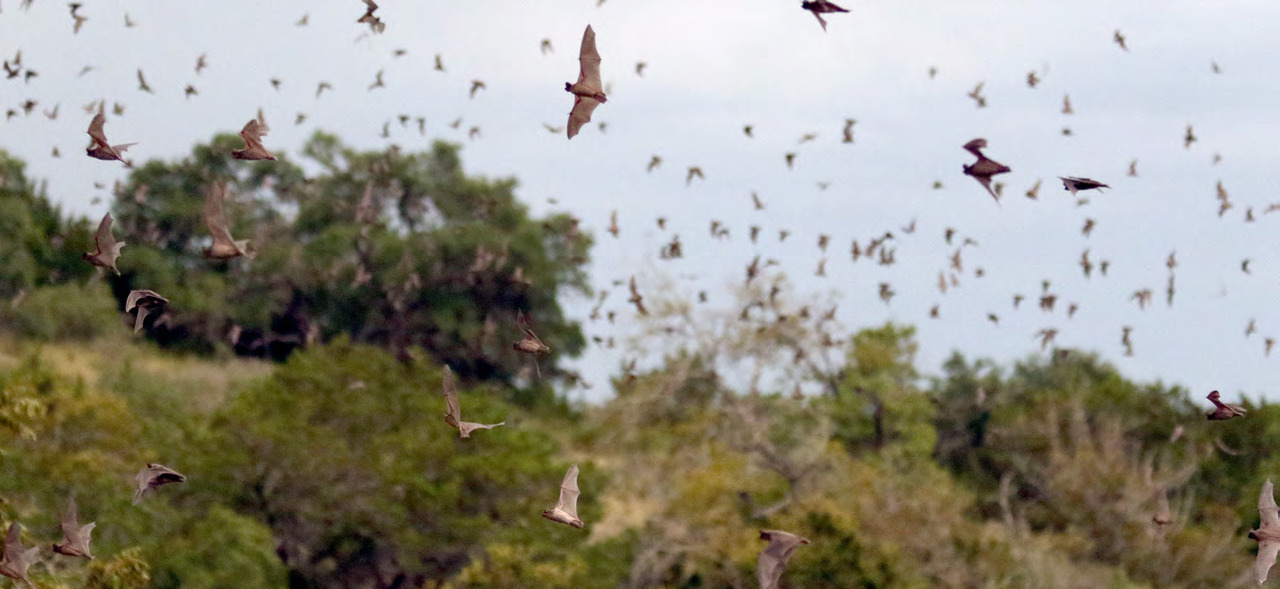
[1059,176,1109,195]
[125,289,169,334]
[962,138,1011,202]
[83,212,125,274]
[52,496,95,559]
[565,25,607,139]
[357,0,385,33]
[133,463,186,505]
[86,108,135,165]
[801,0,848,31]
[441,366,505,438]
[1251,479,1280,584]
[232,117,276,161]
[0,523,38,582]
[758,529,810,589]
[202,182,252,259]
[541,464,584,528]
[1206,390,1247,420]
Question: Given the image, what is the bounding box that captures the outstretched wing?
[87,112,109,147]
[556,465,581,519]
[203,182,237,248]
[1261,479,1279,528]
[567,96,600,139]
[576,26,602,94]
[442,366,462,428]
[62,496,79,530]
[3,522,19,556]
[240,119,267,150]
[1258,540,1280,585]
[94,212,117,254]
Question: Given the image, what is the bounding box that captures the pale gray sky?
[2,0,1279,402]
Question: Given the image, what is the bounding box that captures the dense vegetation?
[0,144,1270,588]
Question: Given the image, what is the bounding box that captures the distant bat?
[801,0,848,31]
[1251,479,1280,584]
[758,529,810,589]
[133,463,186,505]
[125,290,168,333]
[52,496,95,559]
[83,212,125,275]
[86,110,135,165]
[1113,30,1128,51]
[513,310,551,357]
[962,138,1011,202]
[357,0,385,33]
[441,366,505,438]
[565,25,607,139]
[541,464,584,528]
[1059,176,1109,195]
[232,118,276,160]
[0,523,38,582]
[202,182,252,259]
[1206,390,1246,421]
[136,68,152,93]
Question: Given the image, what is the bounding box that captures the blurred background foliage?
[0,144,1269,588]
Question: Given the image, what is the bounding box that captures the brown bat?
[565,25,607,139]
[86,109,135,166]
[962,138,1011,202]
[1206,390,1247,420]
[52,496,95,559]
[232,118,276,160]
[541,464,584,528]
[441,366,505,439]
[133,463,186,505]
[1251,479,1280,584]
[0,523,38,582]
[357,0,385,33]
[83,212,125,274]
[628,275,647,315]
[801,0,848,31]
[513,310,551,356]
[202,182,252,260]
[758,529,810,589]
[125,289,169,333]
[1059,176,1109,195]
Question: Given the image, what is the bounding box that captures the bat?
[1251,479,1280,584]
[0,523,38,582]
[133,463,186,505]
[52,496,95,559]
[961,138,1011,202]
[1206,390,1247,420]
[565,25,607,139]
[232,117,276,161]
[83,212,125,275]
[513,311,551,356]
[541,464,583,528]
[758,529,810,589]
[357,0,385,33]
[441,366,505,439]
[202,182,252,260]
[125,290,169,334]
[86,108,135,166]
[1059,176,1109,195]
[801,0,848,31]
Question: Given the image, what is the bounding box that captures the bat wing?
[1258,539,1280,584]
[62,496,79,530]
[556,465,581,519]
[94,212,120,255]
[567,96,600,139]
[240,119,266,150]
[87,112,109,146]
[3,523,19,557]
[576,25,603,94]
[1261,479,1279,528]
[442,366,462,428]
[203,182,238,248]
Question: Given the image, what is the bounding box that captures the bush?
[1,281,124,341]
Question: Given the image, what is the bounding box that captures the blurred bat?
[1251,479,1280,584]
[0,523,38,581]
[1206,390,1246,420]
[441,366,505,439]
[83,212,125,275]
[86,108,135,166]
[1060,176,1109,195]
[125,290,169,334]
[52,496,95,559]
[801,0,848,31]
[202,182,252,259]
[232,118,276,160]
[565,25,607,139]
[758,529,810,589]
[133,463,186,505]
[962,138,1010,202]
[541,464,584,528]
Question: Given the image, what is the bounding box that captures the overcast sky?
[2,0,1279,402]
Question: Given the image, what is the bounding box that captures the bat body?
[1059,176,1109,195]
[512,311,551,356]
[133,463,186,505]
[125,289,169,333]
[441,366,505,439]
[202,182,253,259]
[86,111,135,165]
[758,529,810,589]
[565,25,607,139]
[0,523,38,581]
[83,212,125,274]
[52,496,95,559]
[232,118,276,161]
[1206,390,1247,420]
[542,464,584,528]
[1251,479,1280,584]
[801,0,848,31]
[961,138,1011,202]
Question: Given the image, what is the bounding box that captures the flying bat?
[232,118,276,160]
[133,463,186,505]
[83,212,125,275]
[52,496,95,560]
[758,529,810,589]
[0,523,38,582]
[541,464,584,528]
[1251,479,1280,584]
[962,138,1011,202]
[86,109,135,165]
[125,289,169,334]
[441,366,505,439]
[565,25,607,139]
[801,0,848,31]
[1206,390,1247,421]
[513,311,551,356]
[202,182,252,260]
[357,0,385,33]
[1060,176,1109,195]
